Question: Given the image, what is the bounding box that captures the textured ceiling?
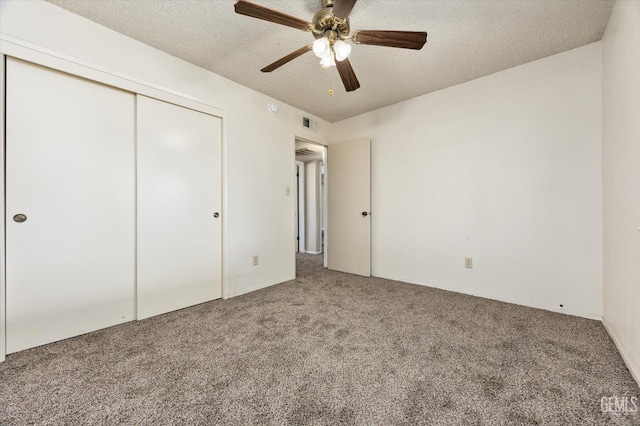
[46,0,614,123]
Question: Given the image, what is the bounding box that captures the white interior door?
[327,138,371,276]
[137,96,222,320]
[5,58,136,354]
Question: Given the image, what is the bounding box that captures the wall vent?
[302,116,318,132]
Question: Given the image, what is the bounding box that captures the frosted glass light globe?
[313,37,331,59]
[334,40,352,61]
[320,54,336,68]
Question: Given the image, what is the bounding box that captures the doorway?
[294,139,327,262]
[293,137,372,276]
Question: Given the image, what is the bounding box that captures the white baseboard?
[304,251,322,255]
[602,318,640,389]
[376,273,602,321]
[230,275,295,299]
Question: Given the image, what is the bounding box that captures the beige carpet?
[0,253,638,425]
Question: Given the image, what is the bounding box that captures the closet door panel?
[5,58,136,353]
[136,96,222,320]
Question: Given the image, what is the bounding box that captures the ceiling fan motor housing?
[312,7,350,41]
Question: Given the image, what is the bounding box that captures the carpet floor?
[0,253,638,425]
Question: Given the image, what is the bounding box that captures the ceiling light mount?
[311,7,350,40]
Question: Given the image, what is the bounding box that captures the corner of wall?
[602,317,640,388]
[600,0,640,391]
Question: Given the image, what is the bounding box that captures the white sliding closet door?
[137,96,222,319]
[5,58,136,354]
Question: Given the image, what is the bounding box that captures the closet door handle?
[213,212,220,218]
[13,214,27,223]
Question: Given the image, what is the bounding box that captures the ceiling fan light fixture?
[312,37,331,58]
[233,0,427,93]
[334,40,351,61]
[320,54,336,68]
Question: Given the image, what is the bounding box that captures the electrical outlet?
[253,255,259,266]
[465,257,473,269]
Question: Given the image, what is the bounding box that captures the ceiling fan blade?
[336,58,360,92]
[332,0,357,20]
[234,0,311,31]
[352,30,428,50]
[261,45,313,73]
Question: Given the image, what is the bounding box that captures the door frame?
[1,50,6,363]
[294,137,327,267]
[296,161,305,253]
[0,37,226,362]
[322,146,328,268]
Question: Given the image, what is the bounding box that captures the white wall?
[601,0,640,385]
[0,0,331,299]
[305,160,322,254]
[332,43,603,319]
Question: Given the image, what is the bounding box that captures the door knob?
[213,212,220,218]
[362,211,368,217]
[13,214,27,223]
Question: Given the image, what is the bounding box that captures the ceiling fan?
[234,0,428,93]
